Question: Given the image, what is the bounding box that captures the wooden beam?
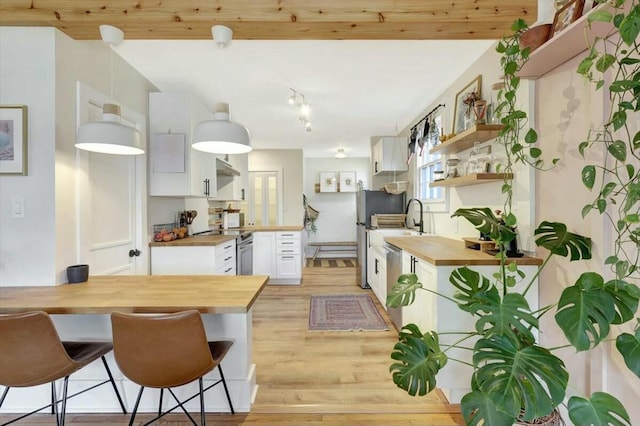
[0,0,537,40]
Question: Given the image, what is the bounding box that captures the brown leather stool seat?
[111,310,234,426]
[0,311,126,426]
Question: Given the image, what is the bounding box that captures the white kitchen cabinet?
[367,231,387,306]
[150,240,236,275]
[401,252,434,331]
[252,232,276,276]
[275,231,302,284]
[253,231,302,285]
[149,92,217,197]
[216,153,248,201]
[372,136,408,175]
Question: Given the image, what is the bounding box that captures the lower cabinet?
[150,240,236,275]
[253,231,302,284]
[367,244,386,306]
[401,252,434,331]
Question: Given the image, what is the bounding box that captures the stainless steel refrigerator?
[356,190,405,288]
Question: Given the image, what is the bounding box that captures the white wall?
[0,28,58,285]
[399,43,535,250]
[304,157,370,244]
[248,149,304,226]
[0,28,156,286]
[536,50,639,424]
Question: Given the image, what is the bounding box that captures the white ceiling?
[117,39,496,158]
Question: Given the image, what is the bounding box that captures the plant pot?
[519,24,552,53]
[67,264,89,283]
[516,408,565,426]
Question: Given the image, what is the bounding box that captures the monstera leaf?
[450,266,500,313]
[605,279,640,324]
[387,273,423,308]
[555,273,616,351]
[616,328,640,377]
[534,221,592,260]
[452,207,517,242]
[390,325,447,396]
[474,293,538,344]
[472,335,568,422]
[461,388,515,426]
[568,392,631,426]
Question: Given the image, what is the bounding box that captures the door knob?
[129,249,141,257]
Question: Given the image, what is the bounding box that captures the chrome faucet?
[405,198,424,234]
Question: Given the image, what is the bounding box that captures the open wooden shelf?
[429,124,503,155]
[430,173,513,188]
[519,2,627,79]
[314,183,355,193]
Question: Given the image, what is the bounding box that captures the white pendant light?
[192,25,252,154]
[193,103,251,154]
[75,25,143,156]
[335,149,347,159]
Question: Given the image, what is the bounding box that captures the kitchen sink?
[373,229,426,237]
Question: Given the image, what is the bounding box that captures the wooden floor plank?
[0,267,464,425]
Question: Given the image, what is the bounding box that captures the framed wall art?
[339,171,356,192]
[452,75,482,135]
[319,171,337,192]
[0,105,28,175]
[549,0,585,39]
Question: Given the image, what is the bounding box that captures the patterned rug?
[306,258,357,268]
[308,294,389,331]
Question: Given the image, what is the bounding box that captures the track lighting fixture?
[288,88,312,132]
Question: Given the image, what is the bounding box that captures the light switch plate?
[11,197,25,218]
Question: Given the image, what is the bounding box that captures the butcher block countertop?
[384,236,543,266]
[149,234,236,247]
[0,275,269,315]
[242,225,304,232]
[149,226,304,247]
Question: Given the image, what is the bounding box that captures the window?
[416,114,446,207]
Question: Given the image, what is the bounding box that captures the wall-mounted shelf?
[315,183,353,193]
[429,125,503,155]
[430,173,513,188]
[519,2,626,79]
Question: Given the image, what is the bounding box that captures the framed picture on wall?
[339,171,356,192]
[549,0,585,38]
[319,171,337,192]
[0,105,28,175]
[452,75,482,135]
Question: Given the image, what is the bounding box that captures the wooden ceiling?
[0,0,537,40]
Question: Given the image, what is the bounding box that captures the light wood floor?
[0,266,464,425]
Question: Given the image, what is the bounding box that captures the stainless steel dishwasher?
[385,242,403,330]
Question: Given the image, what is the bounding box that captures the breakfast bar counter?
[0,275,269,415]
[0,274,268,314]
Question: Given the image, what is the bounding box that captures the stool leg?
[218,365,234,414]
[50,383,54,415]
[59,376,69,426]
[158,388,164,417]
[199,377,205,426]
[100,356,126,414]
[0,387,9,408]
[129,386,144,426]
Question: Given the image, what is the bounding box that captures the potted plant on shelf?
[387,3,639,425]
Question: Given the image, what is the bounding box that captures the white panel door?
[75,82,147,275]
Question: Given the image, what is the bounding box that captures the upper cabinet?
[372,136,408,175]
[149,92,217,198]
[216,154,248,201]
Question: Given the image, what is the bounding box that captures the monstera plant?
[388,2,640,425]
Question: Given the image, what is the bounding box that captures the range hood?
[216,158,241,177]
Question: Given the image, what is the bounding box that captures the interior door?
[75,82,147,275]
[242,171,282,226]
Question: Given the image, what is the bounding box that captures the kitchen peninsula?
[377,234,543,404]
[0,274,268,414]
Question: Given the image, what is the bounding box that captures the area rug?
[306,258,356,268]
[308,294,389,331]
